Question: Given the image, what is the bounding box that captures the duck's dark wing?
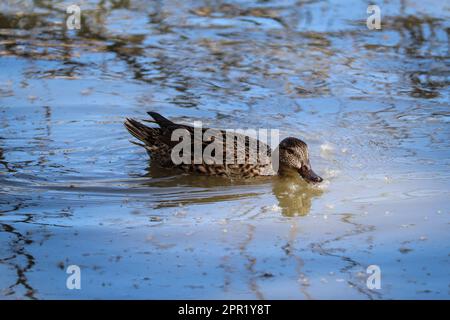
[126,112,272,169]
[147,112,177,128]
[146,111,197,146]
[149,111,271,157]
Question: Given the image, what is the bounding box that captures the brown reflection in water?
[142,164,270,208]
[388,15,449,99]
[0,1,446,105]
[143,163,323,216]
[272,177,323,217]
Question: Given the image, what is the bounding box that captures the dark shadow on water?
[0,202,37,299]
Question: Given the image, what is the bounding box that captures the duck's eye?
[286,148,294,154]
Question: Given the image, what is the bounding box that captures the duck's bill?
[298,167,323,183]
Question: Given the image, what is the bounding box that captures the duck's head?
[277,137,323,183]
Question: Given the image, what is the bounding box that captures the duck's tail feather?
[124,118,159,145]
[129,140,146,148]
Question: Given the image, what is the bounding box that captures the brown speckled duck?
[125,112,322,183]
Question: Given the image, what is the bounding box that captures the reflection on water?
[0,0,449,299]
[272,177,323,217]
[144,164,322,215]
[143,165,272,208]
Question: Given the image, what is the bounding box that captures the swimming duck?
[125,112,322,183]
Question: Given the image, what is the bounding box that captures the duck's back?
[125,112,274,177]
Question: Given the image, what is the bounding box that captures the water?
[0,0,449,299]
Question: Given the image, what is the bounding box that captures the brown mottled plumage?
[124,112,322,183]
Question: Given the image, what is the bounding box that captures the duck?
[125,112,322,183]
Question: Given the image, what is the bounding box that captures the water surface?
[0,0,449,299]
